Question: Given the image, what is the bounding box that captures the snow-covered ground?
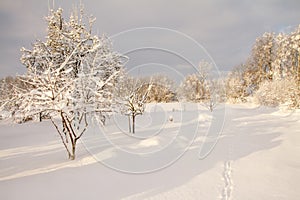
[0,103,299,200]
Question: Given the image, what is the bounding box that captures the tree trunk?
[132,114,135,134]
[70,141,76,160]
[70,154,75,160]
[128,115,131,133]
[209,104,213,112]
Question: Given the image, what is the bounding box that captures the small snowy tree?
[13,7,124,160]
[117,76,153,134]
[178,61,214,106]
[225,65,248,103]
[178,74,202,102]
[205,78,225,111]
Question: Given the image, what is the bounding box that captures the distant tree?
[178,74,202,102]
[117,76,153,133]
[0,76,15,113]
[272,33,289,80]
[178,61,213,105]
[139,75,177,103]
[288,25,300,88]
[9,6,124,160]
[0,76,32,119]
[206,78,226,111]
[225,65,248,103]
[248,32,276,84]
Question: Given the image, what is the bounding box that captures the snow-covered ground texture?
[0,103,299,200]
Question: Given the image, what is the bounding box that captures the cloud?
[0,0,300,77]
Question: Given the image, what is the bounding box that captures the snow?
[0,103,299,200]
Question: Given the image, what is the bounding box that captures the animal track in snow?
[221,160,233,200]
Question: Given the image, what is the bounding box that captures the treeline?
[226,26,300,108]
[2,23,300,116]
[0,5,299,159]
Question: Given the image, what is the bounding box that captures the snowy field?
[0,103,299,200]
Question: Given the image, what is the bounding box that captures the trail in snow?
[221,160,233,200]
[220,106,234,200]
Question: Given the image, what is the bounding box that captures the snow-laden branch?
[8,6,126,160]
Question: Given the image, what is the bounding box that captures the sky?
[0,0,300,78]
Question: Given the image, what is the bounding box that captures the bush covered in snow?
[254,78,300,109]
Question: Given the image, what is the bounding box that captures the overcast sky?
[0,0,300,78]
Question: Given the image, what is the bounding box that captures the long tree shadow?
[0,120,97,181]
[78,104,289,199]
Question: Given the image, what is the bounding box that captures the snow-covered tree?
[288,26,300,88]
[249,32,276,83]
[225,65,248,103]
[178,61,225,111]
[272,33,289,80]
[139,75,176,103]
[206,78,226,111]
[117,76,153,133]
[226,26,300,108]
[178,61,212,103]
[0,76,33,120]
[179,74,204,102]
[12,7,125,160]
[254,77,300,108]
[0,77,15,113]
